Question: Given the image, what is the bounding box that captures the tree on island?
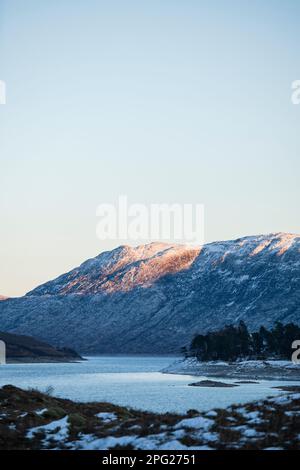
[186,321,300,362]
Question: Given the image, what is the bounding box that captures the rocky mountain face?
[0,233,299,353]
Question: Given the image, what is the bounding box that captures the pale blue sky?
[1,0,300,296]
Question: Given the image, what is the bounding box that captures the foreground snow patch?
[27,416,69,443]
[73,432,213,451]
[95,412,117,423]
[175,416,212,430]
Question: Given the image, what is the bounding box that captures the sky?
[0,0,300,297]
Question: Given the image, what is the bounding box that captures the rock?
[234,380,259,384]
[272,386,300,392]
[188,380,239,388]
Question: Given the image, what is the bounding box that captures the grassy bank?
[1,385,300,450]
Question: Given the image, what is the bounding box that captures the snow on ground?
[2,385,300,450]
[269,393,300,404]
[74,434,135,450]
[95,412,117,422]
[20,392,300,450]
[162,358,300,380]
[35,408,48,416]
[27,416,69,445]
[174,416,212,430]
[72,432,213,451]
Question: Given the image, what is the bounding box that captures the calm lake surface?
[0,356,296,413]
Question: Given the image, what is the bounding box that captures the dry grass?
[0,385,300,450]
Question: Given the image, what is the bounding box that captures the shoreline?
[6,357,85,364]
[162,358,300,381]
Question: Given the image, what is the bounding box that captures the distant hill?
[0,232,299,354]
[0,331,83,363]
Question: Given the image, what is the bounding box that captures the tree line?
[182,321,300,362]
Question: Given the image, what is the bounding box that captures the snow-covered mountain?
[0,233,299,353]
[26,242,200,296]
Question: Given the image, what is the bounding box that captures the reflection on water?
[0,356,296,413]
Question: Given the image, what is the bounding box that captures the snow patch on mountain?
[27,242,201,295]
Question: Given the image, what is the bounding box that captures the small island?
[164,322,300,381]
[188,380,239,388]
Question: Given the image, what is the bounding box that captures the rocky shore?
[162,358,300,381]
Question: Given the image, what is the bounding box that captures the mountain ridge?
[0,232,299,353]
[25,232,300,296]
